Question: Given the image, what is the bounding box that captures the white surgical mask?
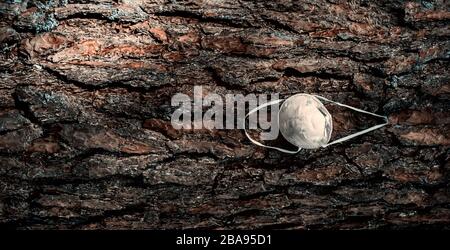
[244,94,388,154]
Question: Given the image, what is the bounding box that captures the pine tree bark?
[0,0,449,229]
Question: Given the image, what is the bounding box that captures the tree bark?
[0,0,449,229]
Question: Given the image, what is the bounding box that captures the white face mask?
[244,94,388,154]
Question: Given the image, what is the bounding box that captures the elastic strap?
[313,95,389,148]
[244,99,301,154]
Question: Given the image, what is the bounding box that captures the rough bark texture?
[0,0,449,229]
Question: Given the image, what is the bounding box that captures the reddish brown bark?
[0,0,449,229]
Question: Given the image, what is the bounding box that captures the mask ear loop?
[244,99,302,154]
[313,95,389,148]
